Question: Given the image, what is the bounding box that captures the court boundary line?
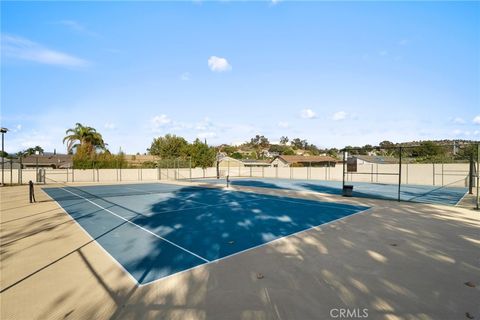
[45,185,372,287]
[257,196,368,211]
[455,191,470,206]
[40,188,141,286]
[138,206,373,287]
[59,187,210,263]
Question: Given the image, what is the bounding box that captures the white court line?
[40,189,141,286]
[455,191,470,206]
[49,185,372,287]
[139,206,373,287]
[60,187,210,263]
[258,196,369,211]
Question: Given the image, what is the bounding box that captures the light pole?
[1,127,8,186]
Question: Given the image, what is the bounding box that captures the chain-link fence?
[341,143,479,206]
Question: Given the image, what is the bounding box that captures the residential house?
[271,155,337,168]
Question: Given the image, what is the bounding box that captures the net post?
[398,146,402,202]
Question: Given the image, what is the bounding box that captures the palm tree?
[63,123,106,154]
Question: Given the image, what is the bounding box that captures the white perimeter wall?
[2,163,470,188]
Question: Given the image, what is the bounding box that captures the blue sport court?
[200,178,468,206]
[43,183,369,285]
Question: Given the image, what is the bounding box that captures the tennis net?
[41,175,228,201]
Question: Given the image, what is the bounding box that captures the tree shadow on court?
[102,198,480,320]
[3,185,479,320]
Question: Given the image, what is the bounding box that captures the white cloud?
[195,117,213,131]
[11,124,22,133]
[300,109,316,119]
[453,117,465,124]
[332,111,348,121]
[271,0,280,4]
[453,129,471,136]
[208,56,231,72]
[379,50,388,56]
[1,33,89,67]
[278,121,289,128]
[56,20,97,37]
[104,122,116,130]
[180,72,191,81]
[151,115,172,132]
[197,131,216,139]
[473,115,480,124]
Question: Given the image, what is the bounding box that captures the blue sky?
[1,1,479,154]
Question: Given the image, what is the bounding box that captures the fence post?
[189,158,192,179]
[342,150,346,188]
[469,154,474,194]
[406,163,408,184]
[398,147,402,202]
[19,157,23,184]
[36,156,39,182]
[476,143,479,210]
[441,162,444,186]
[10,159,13,185]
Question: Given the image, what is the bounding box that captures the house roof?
[275,155,338,163]
[352,155,398,164]
[21,154,72,166]
[218,156,243,163]
[242,159,270,164]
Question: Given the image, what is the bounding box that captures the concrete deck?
[1,183,479,320]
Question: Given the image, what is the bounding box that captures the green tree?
[248,135,269,159]
[63,123,106,154]
[282,148,295,155]
[189,138,216,168]
[280,136,289,145]
[291,138,307,149]
[18,146,44,156]
[231,152,243,159]
[220,145,237,155]
[148,134,189,158]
